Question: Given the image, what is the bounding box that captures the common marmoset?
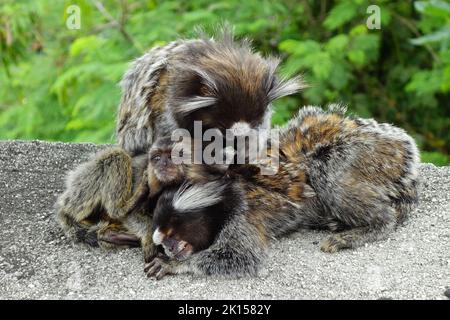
[145,105,420,279]
[55,137,183,262]
[117,26,303,155]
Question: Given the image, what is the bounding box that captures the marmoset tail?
[145,105,420,279]
[117,25,304,155]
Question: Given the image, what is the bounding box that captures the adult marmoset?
[117,26,303,155]
[145,105,420,279]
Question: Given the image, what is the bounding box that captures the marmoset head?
[151,181,232,260]
[168,27,304,139]
[148,137,184,185]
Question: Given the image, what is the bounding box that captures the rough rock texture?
[0,140,449,300]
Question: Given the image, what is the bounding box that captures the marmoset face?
[148,137,184,184]
[151,182,229,260]
[174,83,272,140]
[169,46,302,141]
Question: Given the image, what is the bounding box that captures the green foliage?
[0,0,449,165]
[421,151,450,166]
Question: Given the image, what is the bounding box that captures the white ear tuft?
[268,76,306,102]
[177,96,217,115]
[172,181,227,211]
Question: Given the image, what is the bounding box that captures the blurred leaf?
[410,26,450,45]
[324,1,358,30]
[69,35,105,57]
[348,50,366,67]
[325,35,349,55]
[421,151,450,165]
[415,0,450,15]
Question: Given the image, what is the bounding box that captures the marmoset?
[144,105,420,279]
[117,25,303,155]
[55,137,183,262]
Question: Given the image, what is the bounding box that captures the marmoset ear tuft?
[172,181,227,211]
[263,57,307,102]
[176,96,217,115]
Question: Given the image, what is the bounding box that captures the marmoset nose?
[162,237,178,252]
[230,121,251,137]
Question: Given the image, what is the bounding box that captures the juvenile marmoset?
[117,26,303,155]
[145,105,420,279]
[55,137,183,262]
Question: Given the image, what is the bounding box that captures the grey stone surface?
[0,140,449,300]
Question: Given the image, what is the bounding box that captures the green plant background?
[1,0,449,165]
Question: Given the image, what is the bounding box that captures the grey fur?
[283,105,420,250]
[55,147,134,236]
[182,214,268,277]
[55,147,156,260]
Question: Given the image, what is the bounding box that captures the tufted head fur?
[167,25,305,134]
